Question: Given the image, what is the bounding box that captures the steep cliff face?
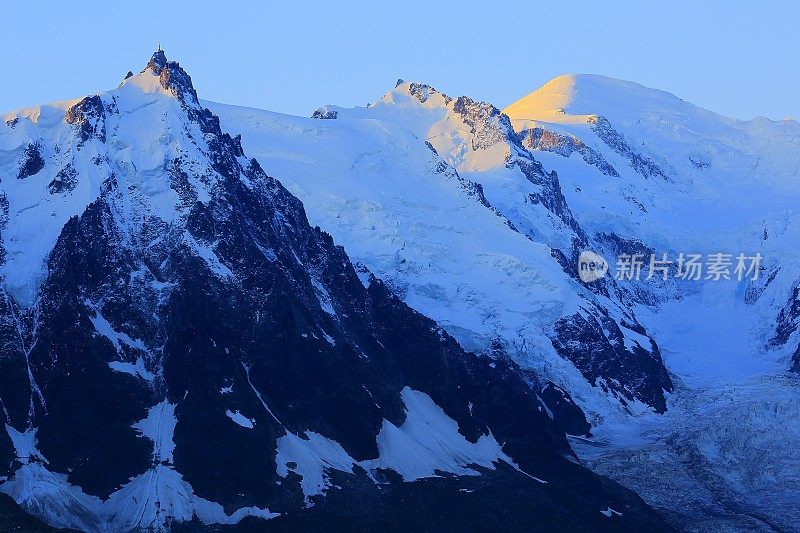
[212,81,675,425]
[0,52,669,531]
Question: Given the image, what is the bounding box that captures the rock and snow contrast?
[211,74,800,530]
[211,81,675,425]
[502,74,800,530]
[0,52,671,531]
[1,52,798,531]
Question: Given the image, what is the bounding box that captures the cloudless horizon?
[3,1,799,120]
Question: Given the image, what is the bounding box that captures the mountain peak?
[504,73,701,126]
[122,49,199,106]
[503,74,598,125]
[382,80,453,108]
[145,49,168,75]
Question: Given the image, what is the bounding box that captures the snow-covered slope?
[3,48,797,530]
[211,73,800,530]
[504,74,800,530]
[504,73,800,378]
[0,52,670,531]
[211,82,674,425]
[505,74,800,244]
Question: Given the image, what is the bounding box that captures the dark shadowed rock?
[17,142,45,179]
[0,51,673,531]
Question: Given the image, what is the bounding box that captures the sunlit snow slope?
[211,83,675,427]
[0,52,671,532]
[505,74,800,530]
[211,74,800,531]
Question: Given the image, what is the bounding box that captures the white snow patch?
[242,362,284,426]
[86,302,148,353]
[310,277,336,316]
[226,410,255,429]
[361,387,513,481]
[276,431,356,503]
[256,243,278,262]
[133,402,177,463]
[0,400,278,531]
[5,425,44,464]
[1,462,104,532]
[273,388,519,501]
[354,263,372,288]
[108,358,154,382]
[103,464,277,531]
[183,233,233,279]
[320,328,336,346]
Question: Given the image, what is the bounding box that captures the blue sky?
[2,1,798,120]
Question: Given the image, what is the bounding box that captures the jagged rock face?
[29,165,562,505]
[0,430,11,479]
[790,347,800,372]
[65,96,106,145]
[589,116,671,181]
[311,107,337,119]
[17,142,45,179]
[48,164,79,194]
[520,125,619,178]
[450,96,511,151]
[28,200,157,498]
[408,82,452,105]
[502,73,800,530]
[770,286,800,373]
[553,312,672,413]
[550,233,676,412]
[437,90,583,238]
[0,52,670,531]
[259,463,671,531]
[144,49,199,105]
[771,286,800,347]
[593,232,682,306]
[538,382,592,437]
[509,153,584,240]
[0,291,36,434]
[214,81,675,421]
[397,86,674,413]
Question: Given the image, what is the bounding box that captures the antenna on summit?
[157,41,161,52]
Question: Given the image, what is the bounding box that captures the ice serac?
[504,73,800,530]
[0,52,670,530]
[209,72,800,529]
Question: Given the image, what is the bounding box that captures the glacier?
[208,74,800,530]
[1,48,797,530]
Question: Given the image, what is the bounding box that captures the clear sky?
[2,1,798,120]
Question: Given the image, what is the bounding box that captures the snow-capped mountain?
[211,81,674,427]
[211,74,800,530]
[504,74,800,530]
[0,52,672,531]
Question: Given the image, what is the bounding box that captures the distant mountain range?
[1,50,798,531]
